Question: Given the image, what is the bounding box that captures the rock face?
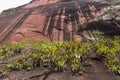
[0,0,120,43]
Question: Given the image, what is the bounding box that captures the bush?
[0,36,120,75]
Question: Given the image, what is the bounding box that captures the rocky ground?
[0,53,120,80]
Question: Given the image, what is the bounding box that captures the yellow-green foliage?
[0,36,120,75]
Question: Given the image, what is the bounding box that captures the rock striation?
[0,0,120,43]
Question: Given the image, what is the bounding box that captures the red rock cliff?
[0,0,119,43]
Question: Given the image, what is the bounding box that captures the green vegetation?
[94,36,120,74]
[0,37,120,75]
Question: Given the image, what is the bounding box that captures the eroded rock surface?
[0,0,120,43]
